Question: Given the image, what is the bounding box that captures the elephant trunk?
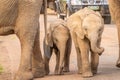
[90,37,104,55]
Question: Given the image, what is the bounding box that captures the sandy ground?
[0,14,120,80]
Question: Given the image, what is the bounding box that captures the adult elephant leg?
[63,37,72,72]
[32,29,45,78]
[116,24,120,67]
[77,38,92,77]
[14,26,36,80]
[14,1,42,79]
[108,0,120,68]
[72,32,82,74]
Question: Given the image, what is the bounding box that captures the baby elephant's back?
[50,19,70,41]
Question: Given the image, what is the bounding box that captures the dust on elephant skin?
[0,0,47,80]
[108,0,120,67]
[44,19,72,75]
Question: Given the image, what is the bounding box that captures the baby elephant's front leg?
[78,39,93,77]
[91,52,99,74]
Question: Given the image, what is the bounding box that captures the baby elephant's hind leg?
[63,38,72,72]
[57,41,67,75]
[54,49,60,74]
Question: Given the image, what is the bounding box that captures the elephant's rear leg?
[54,49,60,74]
[32,30,45,78]
[63,38,72,72]
[57,42,66,75]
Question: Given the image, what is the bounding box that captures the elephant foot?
[63,67,69,72]
[78,68,82,74]
[92,69,97,74]
[82,71,93,78]
[44,64,50,75]
[45,68,50,75]
[116,60,120,68]
[54,70,58,75]
[14,71,33,80]
[54,72,64,75]
[32,68,45,78]
[91,66,98,74]
[54,69,64,75]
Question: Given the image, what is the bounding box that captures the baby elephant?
[67,7,104,77]
[44,19,72,75]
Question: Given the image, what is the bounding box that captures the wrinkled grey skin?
[0,0,47,80]
[44,19,72,75]
[67,7,104,77]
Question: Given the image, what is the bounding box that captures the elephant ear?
[95,11,104,25]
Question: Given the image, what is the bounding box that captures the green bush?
[0,65,3,74]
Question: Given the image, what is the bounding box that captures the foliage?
[0,65,3,74]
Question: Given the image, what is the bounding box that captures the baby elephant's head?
[82,12,104,55]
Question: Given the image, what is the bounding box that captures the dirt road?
[0,15,120,80]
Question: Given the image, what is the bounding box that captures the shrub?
[0,65,3,74]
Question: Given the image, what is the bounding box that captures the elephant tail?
[43,0,48,45]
